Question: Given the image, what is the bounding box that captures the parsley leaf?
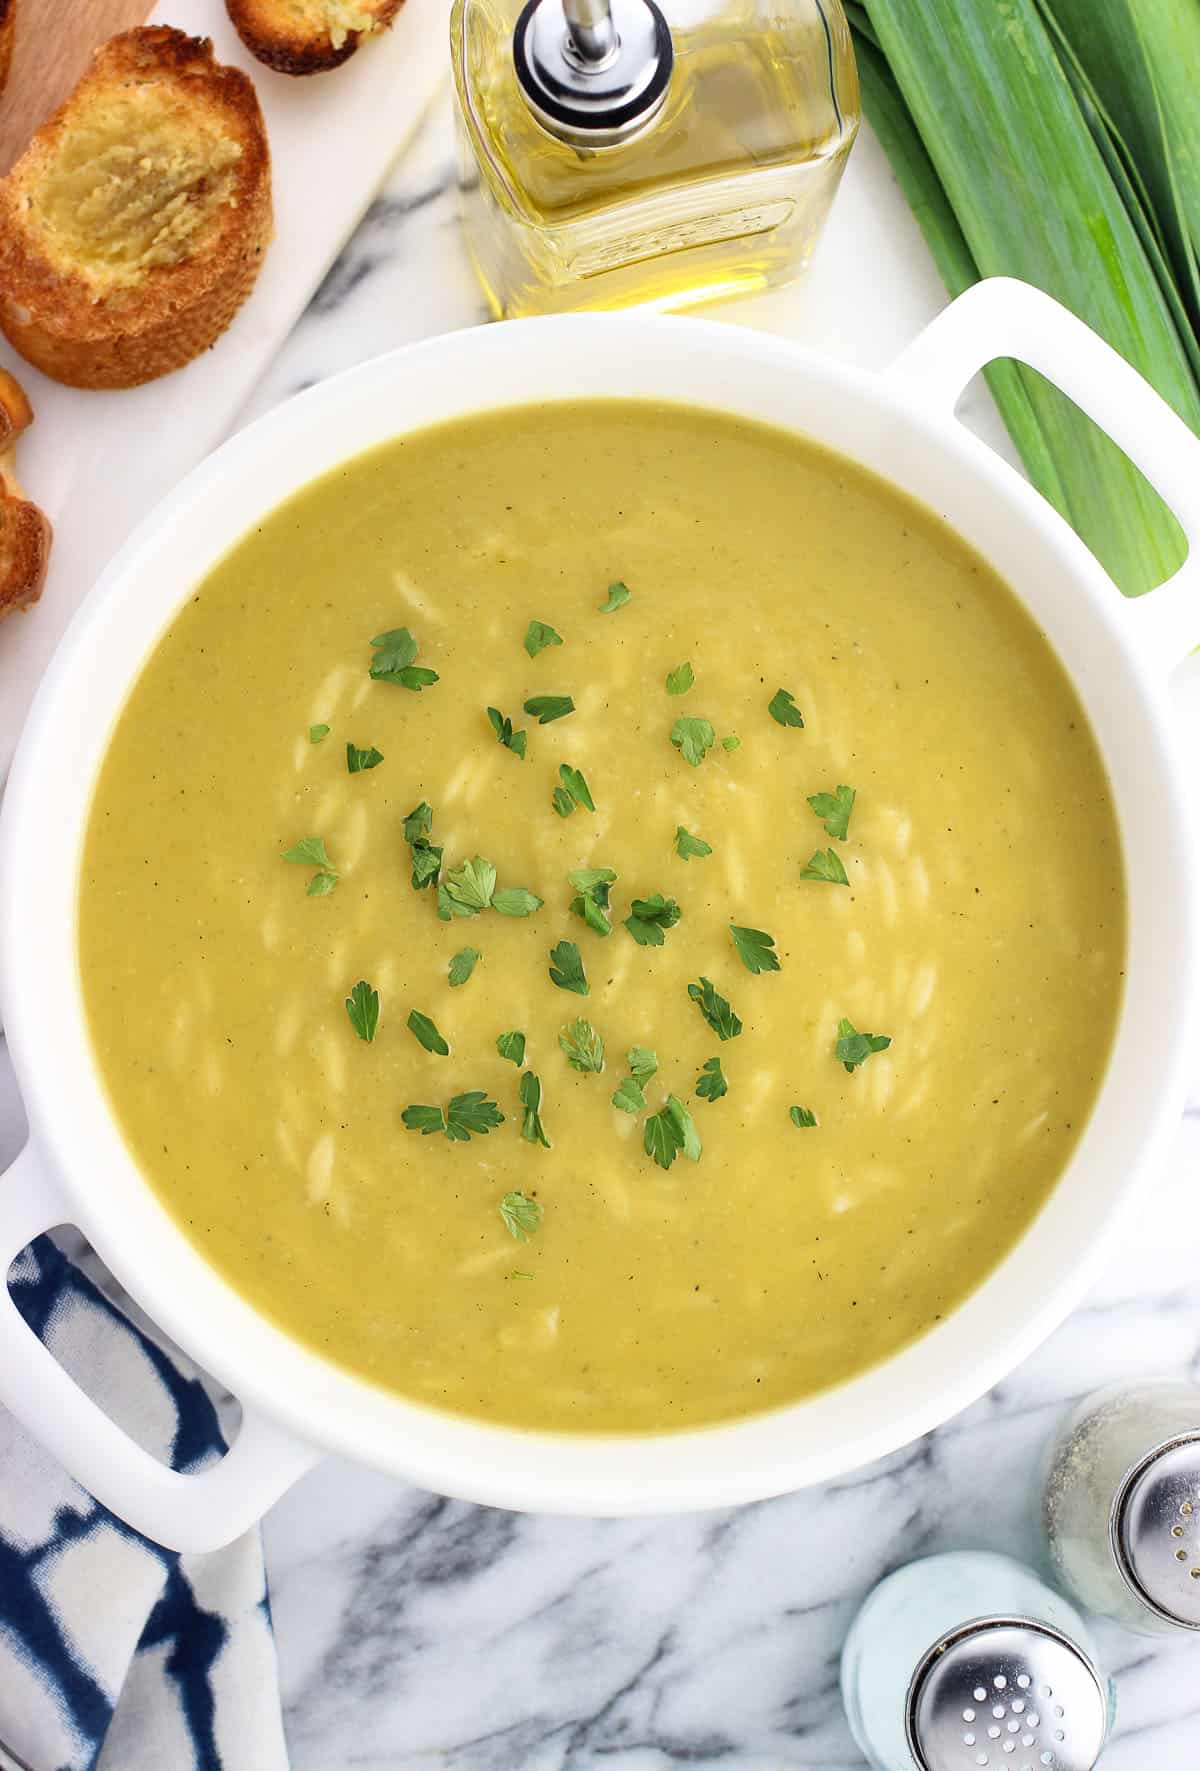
[552,763,594,818]
[496,1029,526,1066]
[309,723,330,743]
[722,734,740,752]
[369,627,439,691]
[569,866,616,937]
[283,836,339,895]
[400,1092,504,1142]
[675,825,712,861]
[493,886,544,918]
[666,662,694,695]
[612,1076,647,1113]
[346,742,384,773]
[643,1094,702,1170]
[402,802,442,892]
[790,1105,818,1127]
[696,1056,728,1101]
[524,695,575,725]
[500,1192,542,1241]
[406,1010,448,1055]
[688,976,742,1041]
[345,980,379,1043]
[549,940,588,995]
[729,923,781,974]
[628,1046,658,1082]
[625,893,681,947]
[599,581,631,612]
[442,856,497,916]
[449,946,481,987]
[835,1017,891,1072]
[519,1070,550,1147]
[670,715,716,767]
[487,706,527,760]
[800,848,849,886]
[807,784,855,842]
[402,803,432,841]
[524,619,563,658]
[559,1017,605,1073]
[768,688,804,728]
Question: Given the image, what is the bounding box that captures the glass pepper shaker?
[840,1551,1114,1771]
[1042,1380,1200,1637]
[450,0,860,318]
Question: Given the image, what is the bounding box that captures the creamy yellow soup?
[79,402,1125,1433]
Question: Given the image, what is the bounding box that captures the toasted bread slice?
[227,0,405,76]
[0,28,273,390]
[0,368,51,621]
[0,1,15,98]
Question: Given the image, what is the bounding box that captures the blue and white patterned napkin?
[0,1234,289,1771]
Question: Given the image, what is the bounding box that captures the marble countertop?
[3,84,1200,1770]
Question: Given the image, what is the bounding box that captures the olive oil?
[451,0,860,318]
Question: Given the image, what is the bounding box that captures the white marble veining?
[4,86,1200,1769]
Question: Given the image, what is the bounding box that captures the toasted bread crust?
[0,368,51,621]
[0,28,273,390]
[227,0,405,76]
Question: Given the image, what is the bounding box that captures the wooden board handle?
[0,0,157,174]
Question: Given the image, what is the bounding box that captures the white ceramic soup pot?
[1,279,1198,1554]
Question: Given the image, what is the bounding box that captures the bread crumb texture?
[228,0,403,74]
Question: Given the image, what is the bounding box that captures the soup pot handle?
[0,1141,319,1553]
[887,276,1200,676]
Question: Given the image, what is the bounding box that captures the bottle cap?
[1111,1431,1200,1629]
[905,1617,1108,1771]
[513,0,673,148]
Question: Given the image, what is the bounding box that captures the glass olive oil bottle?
[451,0,860,318]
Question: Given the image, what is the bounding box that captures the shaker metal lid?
[1111,1431,1200,1629]
[905,1617,1108,1771]
[513,0,673,148]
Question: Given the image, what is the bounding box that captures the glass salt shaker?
[1042,1380,1200,1637]
[841,1551,1114,1771]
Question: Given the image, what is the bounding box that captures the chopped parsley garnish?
[524,619,563,658]
[407,1009,449,1055]
[625,893,681,947]
[675,825,712,861]
[800,847,849,886]
[549,939,589,995]
[500,1192,542,1241]
[807,784,855,842]
[688,976,743,1041]
[696,1056,728,1102]
[402,802,442,892]
[559,1017,605,1073]
[768,688,804,728]
[729,923,781,974]
[346,742,384,774]
[524,695,576,725]
[569,867,616,937]
[643,1095,702,1170]
[442,856,497,916]
[309,723,330,743]
[496,1028,526,1066]
[670,715,716,768]
[345,980,379,1043]
[790,1105,818,1127]
[519,1070,550,1147]
[835,1017,891,1072]
[369,627,439,691]
[599,581,631,613]
[402,1092,504,1141]
[487,706,528,760]
[449,946,481,987]
[612,1047,656,1113]
[282,836,338,896]
[552,763,594,818]
[665,662,694,695]
[722,734,740,752]
[492,886,543,918]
